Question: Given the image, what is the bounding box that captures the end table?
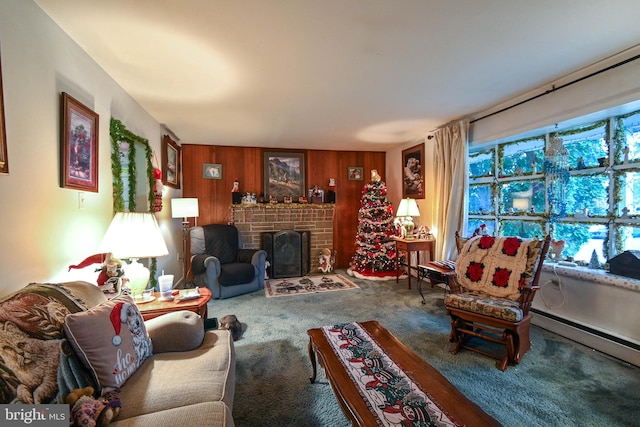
[393,237,435,289]
[135,287,212,321]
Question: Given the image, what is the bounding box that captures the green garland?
[109,118,158,288]
[468,148,494,178]
[497,135,544,177]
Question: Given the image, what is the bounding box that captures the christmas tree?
[347,170,399,280]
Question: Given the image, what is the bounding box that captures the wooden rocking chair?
[444,233,550,371]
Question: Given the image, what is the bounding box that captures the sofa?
[191,224,267,299]
[0,281,235,427]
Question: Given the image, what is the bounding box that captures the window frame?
[467,109,640,265]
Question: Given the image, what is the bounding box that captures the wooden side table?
[393,237,435,289]
[417,262,456,304]
[135,287,212,321]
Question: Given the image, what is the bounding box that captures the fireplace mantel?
[230,204,335,273]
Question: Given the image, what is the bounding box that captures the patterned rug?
[264,274,359,298]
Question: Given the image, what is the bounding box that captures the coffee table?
[307,320,500,427]
[135,287,212,321]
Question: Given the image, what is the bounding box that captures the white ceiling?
[35,0,640,151]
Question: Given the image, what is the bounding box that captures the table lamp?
[396,198,420,239]
[98,212,169,296]
[171,198,199,285]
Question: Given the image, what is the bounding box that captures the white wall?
[0,0,182,296]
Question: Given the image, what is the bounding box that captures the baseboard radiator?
[531,308,640,367]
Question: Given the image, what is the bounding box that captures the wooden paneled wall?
[182,145,386,268]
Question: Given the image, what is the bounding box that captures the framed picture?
[263,151,305,202]
[348,166,363,181]
[402,143,425,199]
[203,163,222,179]
[0,45,7,175]
[162,134,180,188]
[60,93,99,192]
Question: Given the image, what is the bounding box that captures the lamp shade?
[396,198,420,217]
[98,212,169,259]
[171,198,199,219]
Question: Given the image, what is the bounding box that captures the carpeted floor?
[208,269,640,427]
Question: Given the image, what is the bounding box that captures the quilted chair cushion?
[455,235,540,300]
[444,292,523,322]
[219,263,255,286]
[203,224,239,264]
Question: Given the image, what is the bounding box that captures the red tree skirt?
[346,267,407,281]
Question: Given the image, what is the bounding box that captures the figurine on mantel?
[327,178,336,203]
[232,178,240,192]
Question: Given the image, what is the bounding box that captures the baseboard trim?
[531,308,640,367]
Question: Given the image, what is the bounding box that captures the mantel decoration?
[109,118,158,287]
[60,93,99,192]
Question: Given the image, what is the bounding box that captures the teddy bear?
[66,386,122,427]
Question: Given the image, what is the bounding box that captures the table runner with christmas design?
[321,322,460,427]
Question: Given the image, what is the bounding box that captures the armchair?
[191,224,267,299]
[444,234,550,371]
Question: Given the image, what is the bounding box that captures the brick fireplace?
[230,204,335,273]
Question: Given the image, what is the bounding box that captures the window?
[467,109,640,265]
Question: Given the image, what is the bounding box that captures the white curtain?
[433,119,469,260]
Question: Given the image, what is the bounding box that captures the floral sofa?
[0,281,235,426]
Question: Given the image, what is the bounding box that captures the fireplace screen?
[262,230,310,278]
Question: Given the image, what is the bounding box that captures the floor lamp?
[171,198,199,286]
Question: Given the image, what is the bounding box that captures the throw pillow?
[63,294,153,389]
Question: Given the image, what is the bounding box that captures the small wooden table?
[307,320,500,427]
[135,287,212,321]
[393,237,435,289]
[417,262,456,304]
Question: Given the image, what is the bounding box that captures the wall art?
[348,166,363,181]
[203,163,222,179]
[162,134,180,188]
[263,151,305,202]
[401,143,424,199]
[61,92,99,192]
